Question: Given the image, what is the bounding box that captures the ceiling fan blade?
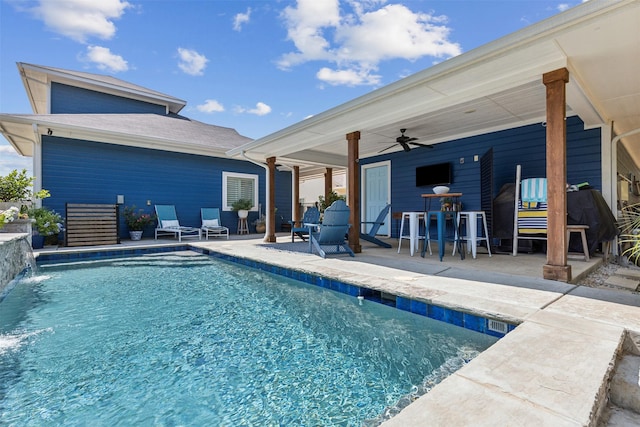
[406,137,418,142]
[399,141,411,152]
[409,142,434,149]
[377,144,397,153]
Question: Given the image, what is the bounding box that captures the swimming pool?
[1,252,498,425]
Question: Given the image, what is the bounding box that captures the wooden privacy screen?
[65,204,120,247]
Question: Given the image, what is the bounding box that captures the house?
[229,0,640,281]
[0,63,293,238]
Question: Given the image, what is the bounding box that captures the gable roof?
[18,62,187,115]
[0,113,251,157]
[228,0,640,174]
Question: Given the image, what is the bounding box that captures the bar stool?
[398,212,424,256]
[567,224,589,261]
[237,216,249,234]
[453,211,492,259]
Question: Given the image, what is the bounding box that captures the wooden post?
[542,68,571,282]
[347,131,362,253]
[324,167,333,205]
[293,166,300,226]
[265,156,277,243]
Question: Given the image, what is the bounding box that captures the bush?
[29,207,63,236]
[0,169,50,202]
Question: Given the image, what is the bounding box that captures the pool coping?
[33,240,640,425]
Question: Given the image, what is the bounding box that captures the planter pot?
[255,223,266,233]
[129,230,143,241]
[237,210,249,219]
[32,234,45,249]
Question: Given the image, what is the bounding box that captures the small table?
[421,193,464,261]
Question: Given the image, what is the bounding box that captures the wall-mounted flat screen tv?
[416,162,452,187]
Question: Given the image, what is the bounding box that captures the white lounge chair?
[154,205,201,242]
[201,208,229,239]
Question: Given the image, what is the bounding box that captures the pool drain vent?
[488,319,508,334]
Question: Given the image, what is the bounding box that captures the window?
[222,172,258,211]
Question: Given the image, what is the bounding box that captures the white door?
[362,161,390,236]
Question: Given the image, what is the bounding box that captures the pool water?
[0,252,498,426]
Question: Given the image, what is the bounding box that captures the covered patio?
[227,0,640,283]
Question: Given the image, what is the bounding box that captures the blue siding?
[41,137,291,237]
[361,116,601,237]
[51,82,166,114]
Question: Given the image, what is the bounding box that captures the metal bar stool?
[397,212,424,256]
[453,211,492,259]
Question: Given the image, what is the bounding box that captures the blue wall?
[361,116,601,236]
[41,137,292,237]
[51,83,166,114]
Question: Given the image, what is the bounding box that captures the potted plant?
[440,197,453,211]
[0,206,19,230]
[254,214,266,233]
[0,169,50,210]
[0,169,50,237]
[28,206,62,249]
[231,198,253,219]
[123,205,156,240]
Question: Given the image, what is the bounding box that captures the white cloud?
[83,46,129,72]
[31,0,131,43]
[196,99,225,113]
[236,102,272,116]
[557,3,571,12]
[233,8,251,31]
[277,0,461,86]
[0,145,32,177]
[177,48,209,76]
[316,67,380,86]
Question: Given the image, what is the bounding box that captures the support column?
[265,156,277,243]
[293,166,300,226]
[324,168,333,204]
[542,68,570,282]
[347,131,362,253]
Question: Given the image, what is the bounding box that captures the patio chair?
[360,204,392,248]
[290,206,320,242]
[154,205,201,242]
[309,200,355,258]
[200,207,229,240]
[512,165,547,255]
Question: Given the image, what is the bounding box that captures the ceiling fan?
[378,129,434,153]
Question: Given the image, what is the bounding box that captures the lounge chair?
[290,207,320,242]
[309,200,355,258]
[201,208,229,239]
[360,204,392,248]
[154,205,201,242]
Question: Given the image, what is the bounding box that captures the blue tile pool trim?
[34,245,516,338]
[35,245,191,264]
[197,247,517,338]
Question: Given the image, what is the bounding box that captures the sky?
[0,0,586,176]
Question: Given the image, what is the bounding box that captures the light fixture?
[47,128,52,136]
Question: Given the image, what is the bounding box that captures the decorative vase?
[255,223,266,233]
[129,230,143,241]
[32,234,45,249]
[238,209,249,219]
